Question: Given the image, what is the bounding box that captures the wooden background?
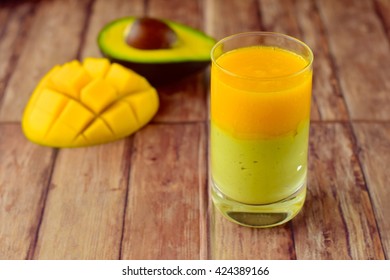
[0,0,390,260]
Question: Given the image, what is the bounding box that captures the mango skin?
[22,57,159,148]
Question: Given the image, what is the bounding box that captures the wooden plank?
[0,1,11,38]
[148,0,203,29]
[317,0,390,120]
[0,0,91,122]
[293,123,384,259]
[294,0,349,121]
[153,74,207,123]
[210,209,295,259]
[353,122,390,259]
[0,4,12,101]
[258,0,320,122]
[205,0,261,39]
[375,0,390,39]
[147,0,208,123]
[121,124,207,259]
[29,0,145,260]
[0,124,54,259]
[259,0,350,121]
[259,0,301,36]
[0,1,35,103]
[80,0,145,59]
[33,140,130,259]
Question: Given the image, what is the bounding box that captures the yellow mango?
[122,88,159,125]
[82,57,110,79]
[50,60,91,99]
[22,57,159,148]
[80,78,117,114]
[100,101,139,137]
[105,63,150,97]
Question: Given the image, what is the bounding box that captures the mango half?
[22,58,159,148]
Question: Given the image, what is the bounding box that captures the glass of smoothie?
[210,32,313,228]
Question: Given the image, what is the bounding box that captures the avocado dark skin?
[107,58,209,85]
[98,17,215,85]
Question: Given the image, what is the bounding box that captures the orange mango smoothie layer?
[210,46,312,204]
[211,46,312,139]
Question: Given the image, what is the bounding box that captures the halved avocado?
[97,17,216,85]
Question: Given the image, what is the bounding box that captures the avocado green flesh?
[98,17,216,63]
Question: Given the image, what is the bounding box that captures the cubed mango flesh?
[22,58,159,148]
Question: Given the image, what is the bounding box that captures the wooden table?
[0,0,389,260]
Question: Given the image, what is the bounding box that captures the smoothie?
[211,46,312,206]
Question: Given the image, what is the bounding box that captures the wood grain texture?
[0,0,91,122]
[80,0,144,59]
[259,0,301,37]
[147,0,209,122]
[210,206,295,259]
[0,124,54,259]
[0,0,389,261]
[0,1,34,103]
[294,0,349,121]
[317,0,390,120]
[33,140,130,259]
[148,0,203,29]
[259,0,350,121]
[375,0,390,39]
[353,123,390,259]
[258,0,320,121]
[154,74,207,123]
[205,0,261,39]
[121,124,207,259]
[293,123,384,259]
[0,3,9,35]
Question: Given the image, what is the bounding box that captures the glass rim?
[211,31,314,81]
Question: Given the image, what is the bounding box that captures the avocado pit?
[125,17,177,50]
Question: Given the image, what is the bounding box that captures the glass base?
[211,181,306,228]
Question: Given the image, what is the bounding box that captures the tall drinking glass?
[210,32,313,228]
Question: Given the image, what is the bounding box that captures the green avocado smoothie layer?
[210,120,309,205]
